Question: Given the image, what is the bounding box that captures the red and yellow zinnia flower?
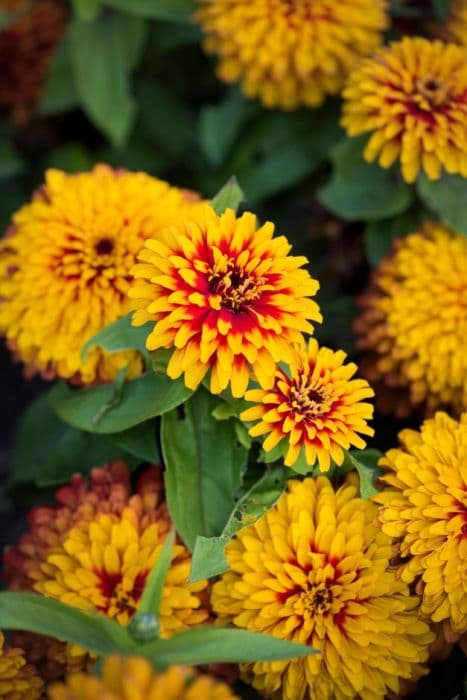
[130,205,322,398]
[48,656,239,700]
[0,166,201,384]
[374,412,467,641]
[240,338,374,472]
[212,476,433,700]
[0,631,42,700]
[342,37,467,182]
[195,0,389,110]
[354,221,467,417]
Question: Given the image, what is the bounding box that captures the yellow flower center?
[414,77,451,110]
[290,383,331,417]
[95,568,148,619]
[298,583,334,615]
[208,255,263,312]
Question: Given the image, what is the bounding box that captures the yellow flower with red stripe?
[130,205,321,398]
[195,0,389,110]
[240,338,374,471]
[0,631,42,700]
[342,37,467,182]
[0,166,201,384]
[374,412,467,640]
[48,656,238,700]
[211,476,433,700]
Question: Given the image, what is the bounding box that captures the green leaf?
[104,0,196,21]
[319,136,413,221]
[49,372,192,434]
[40,36,79,114]
[211,177,245,215]
[190,467,287,581]
[364,207,426,266]
[71,0,101,20]
[81,313,151,366]
[342,449,383,499]
[200,90,257,167]
[139,627,317,666]
[69,14,144,146]
[106,421,159,463]
[0,592,133,655]
[137,529,175,618]
[418,173,467,236]
[0,142,24,181]
[161,389,248,550]
[9,394,128,487]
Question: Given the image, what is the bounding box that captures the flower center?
[208,256,263,312]
[95,569,148,621]
[94,237,115,256]
[290,385,330,417]
[299,583,333,615]
[414,77,450,110]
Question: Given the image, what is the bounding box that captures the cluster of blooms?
[0,631,42,700]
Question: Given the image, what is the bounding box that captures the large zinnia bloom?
[240,338,374,471]
[354,221,467,417]
[195,0,389,109]
[0,631,42,700]
[48,656,238,700]
[342,37,467,182]
[212,476,433,700]
[130,205,321,398]
[374,412,467,641]
[0,166,200,383]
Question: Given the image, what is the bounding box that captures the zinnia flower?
[0,0,67,124]
[240,338,374,472]
[0,631,42,700]
[48,656,238,700]
[130,205,321,398]
[0,166,201,384]
[195,0,389,109]
[35,505,208,635]
[354,221,467,417]
[211,476,433,700]
[445,0,467,46]
[342,37,467,182]
[374,412,467,641]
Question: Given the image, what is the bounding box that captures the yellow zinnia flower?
[374,412,467,640]
[354,221,467,417]
[212,476,433,700]
[0,166,200,384]
[240,338,374,472]
[35,505,208,634]
[195,0,389,109]
[129,205,322,398]
[48,656,238,700]
[0,631,42,700]
[342,37,467,182]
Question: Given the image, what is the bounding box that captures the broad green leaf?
[200,90,257,166]
[0,592,133,655]
[137,529,175,618]
[9,394,128,487]
[49,372,192,434]
[211,177,245,215]
[104,0,196,21]
[319,136,413,221]
[139,627,318,666]
[40,36,79,114]
[81,313,151,365]
[71,0,101,20]
[190,467,287,581]
[342,449,383,499]
[106,421,159,463]
[418,173,467,236]
[162,389,248,550]
[364,207,426,266]
[69,15,142,146]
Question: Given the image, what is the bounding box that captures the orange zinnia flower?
[130,205,322,398]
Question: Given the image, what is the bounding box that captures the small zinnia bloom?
[212,476,433,700]
[0,166,201,384]
[0,0,67,124]
[342,36,467,182]
[374,412,467,640]
[0,631,42,700]
[240,338,374,472]
[354,221,467,417]
[195,0,389,110]
[35,506,209,635]
[48,656,238,700]
[130,205,321,398]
